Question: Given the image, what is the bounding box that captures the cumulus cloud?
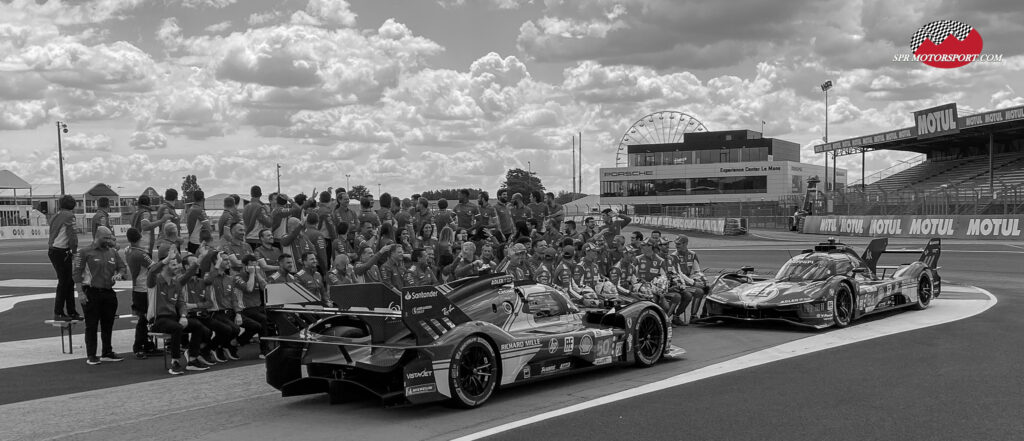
[180,0,238,8]
[205,21,232,33]
[0,100,49,130]
[129,130,168,150]
[63,133,114,151]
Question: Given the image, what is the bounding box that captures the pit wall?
[801,215,1024,240]
[565,215,746,236]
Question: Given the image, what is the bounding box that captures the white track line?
[452,289,998,441]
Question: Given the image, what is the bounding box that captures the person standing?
[73,226,127,364]
[509,193,533,225]
[544,192,565,233]
[186,190,211,255]
[243,185,272,250]
[217,196,242,241]
[156,189,181,238]
[91,197,112,239]
[49,195,80,321]
[598,208,632,247]
[125,228,160,359]
[453,189,480,231]
[433,199,454,231]
[527,191,548,233]
[493,189,515,242]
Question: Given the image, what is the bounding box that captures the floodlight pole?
[56,121,68,195]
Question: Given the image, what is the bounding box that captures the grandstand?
[817,102,1024,216]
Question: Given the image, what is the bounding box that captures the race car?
[696,237,941,329]
[262,272,685,408]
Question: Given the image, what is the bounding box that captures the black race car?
[697,237,942,329]
[263,272,685,408]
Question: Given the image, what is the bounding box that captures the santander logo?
[909,20,983,68]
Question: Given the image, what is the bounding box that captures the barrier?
[0,224,132,241]
[801,215,1024,240]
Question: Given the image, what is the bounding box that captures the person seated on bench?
[236,255,269,358]
[147,250,212,375]
[184,250,229,364]
[207,253,243,361]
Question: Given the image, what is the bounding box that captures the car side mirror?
[852,268,867,274]
[740,266,755,273]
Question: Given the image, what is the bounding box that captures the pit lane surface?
[0,232,1019,441]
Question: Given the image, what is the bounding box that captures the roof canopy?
[0,170,32,190]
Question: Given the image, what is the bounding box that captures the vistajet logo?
[893,20,1001,68]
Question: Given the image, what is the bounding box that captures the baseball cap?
[511,243,527,254]
[601,208,613,214]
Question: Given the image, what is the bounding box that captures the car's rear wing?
[861,237,941,274]
[266,282,471,345]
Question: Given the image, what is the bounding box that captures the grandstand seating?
[867,153,1024,194]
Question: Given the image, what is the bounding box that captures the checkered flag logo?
[910,20,973,52]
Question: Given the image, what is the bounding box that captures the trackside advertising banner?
[0,224,132,241]
[568,215,734,235]
[802,215,1024,240]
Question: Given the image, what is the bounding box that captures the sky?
[1,0,1022,199]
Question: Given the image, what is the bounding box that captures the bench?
[119,314,173,369]
[42,319,83,354]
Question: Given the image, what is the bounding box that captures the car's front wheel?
[832,285,854,328]
[633,308,665,367]
[913,275,933,310]
[448,336,498,408]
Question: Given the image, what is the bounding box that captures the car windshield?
[775,257,834,282]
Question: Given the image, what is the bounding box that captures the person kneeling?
[147,251,212,375]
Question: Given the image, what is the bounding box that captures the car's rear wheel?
[832,285,854,328]
[633,308,665,367]
[448,336,498,408]
[913,275,933,310]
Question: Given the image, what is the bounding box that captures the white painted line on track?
[0,249,48,255]
[1005,244,1024,251]
[0,293,55,315]
[0,263,53,265]
[0,279,132,288]
[452,290,997,441]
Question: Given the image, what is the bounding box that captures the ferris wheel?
[615,110,709,167]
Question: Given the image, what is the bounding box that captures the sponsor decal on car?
[593,356,612,366]
[406,384,436,396]
[522,366,531,379]
[827,300,834,311]
[502,302,513,313]
[579,335,593,355]
[404,290,437,300]
[613,342,623,356]
[406,368,433,380]
[626,334,633,352]
[563,336,575,354]
[548,338,559,354]
[491,275,514,285]
[500,338,541,351]
[779,298,811,305]
[592,329,614,338]
[595,338,612,356]
[412,305,432,315]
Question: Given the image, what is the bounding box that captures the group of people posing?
[47,184,707,375]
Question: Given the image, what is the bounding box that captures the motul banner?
[802,215,1024,239]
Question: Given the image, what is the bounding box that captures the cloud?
[438,0,532,9]
[129,131,168,150]
[63,133,114,151]
[0,100,49,130]
[294,0,358,28]
[204,21,233,33]
[180,0,238,8]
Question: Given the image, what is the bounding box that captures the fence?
[830,182,1024,216]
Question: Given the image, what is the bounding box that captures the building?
[599,130,845,213]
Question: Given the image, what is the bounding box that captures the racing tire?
[832,285,854,328]
[448,336,498,409]
[632,308,665,367]
[912,275,933,310]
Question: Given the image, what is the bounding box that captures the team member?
[332,187,358,238]
[354,244,392,283]
[186,190,211,254]
[182,252,229,363]
[449,242,483,279]
[413,197,433,235]
[218,196,242,241]
[326,254,356,286]
[379,243,408,290]
[207,253,243,361]
[125,228,159,359]
[267,253,298,284]
[395,198,413,235]
[147,251,211,374]
[608,246,637,295]
[527,191,548,232]
[315,191,337,265]
[156,189,181,237]
[236,255,269,357]
[254,229,282,278]
[534,247,556,285]
[667,235,706,325]
[357,196,380,228]
[493,189,515,240]
[332,222,355,262]
[563,220,581,243]
[243,185,272,249]
[295,251,326,305]
[551,244,575,290]
[496,243,532,281]
[453,189,480,231]
[509,193,532,224]
[91,197,112,239]
[434,199,454,231]
[476,191,496,233]
[73,226,128,365]
[544,192,564,232]
[581,217,598,243]
[416,222,437,250]
[155,221,183,261]
[404,249,438,286]
[599,208,632,246]
[376,193,394,226]
[635,241,680,317]
[219,222,254,270]
[130,195,166,257]
[573,243,603,292]
[48,195,80,321]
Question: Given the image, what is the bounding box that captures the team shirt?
[453,202,480,230]
[243,199,271,242]
[574,260,602,290]
[73,246,126,289]
[125,246,154,293]
[186,204,210,245]
[91,209,110,238]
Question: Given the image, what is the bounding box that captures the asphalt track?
[0,230,1020,441]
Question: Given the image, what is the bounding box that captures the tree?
[420,188,483,201]
[500,168,544,199]
[554,190,586,205]
[181,175,202,204]
[349,185,370,200]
